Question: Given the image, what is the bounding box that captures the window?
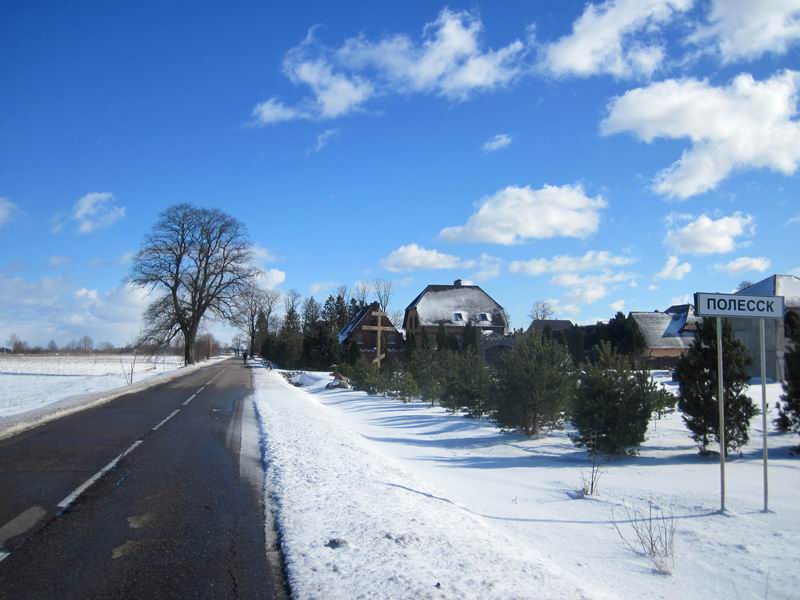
[453,312,464,322]
[386,334,396,345]
[479,313,490,322]
[356,333,364,345]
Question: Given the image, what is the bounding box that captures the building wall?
[729,316,786,381]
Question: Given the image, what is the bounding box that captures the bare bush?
[579,444,604,497]
[611,501,675,574]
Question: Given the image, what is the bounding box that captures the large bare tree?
[131,204,257,365]
[373,279,393,312]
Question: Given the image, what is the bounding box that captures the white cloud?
[251,98,306,125]
[665,212,754,255]
[471,254,502,282]
[251,9,529,123]
[482,133,512,152]
[381,243,466,272]
[48,255,72,268]
[311,128,340,153]
[0,197,19,227]
[309,281,339,295]
[551,271,632,304]
[714,256,771,274]
[542,0,692,79]
[250,243,277,263]
[787,214,800,225]
[670,293,692,305]
[255,268,286,290]
[72,192,126,234]
[440,184,606,245]
[610,299,626,312]
[602,70,800,199]
[690,0,800,63]
[509,250,633,276]
[656,255,692,279]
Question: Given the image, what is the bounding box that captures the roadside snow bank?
[252,368,594,599]
[0,356,227,439]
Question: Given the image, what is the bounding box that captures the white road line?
[0,550,10,563]
[151,409,180,431]
[56,440,142,511]
[197,386,205,394]
[182,393,196,406]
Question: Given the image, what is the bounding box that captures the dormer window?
[453,312,464,322]
[478,313,490,322]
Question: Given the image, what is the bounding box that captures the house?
[527,319,574,335]
[403,279,509,356]
[732,274,800,381]
[337,301,403,361]
[629,304,699,367]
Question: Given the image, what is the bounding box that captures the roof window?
[478,313,490,322]
[453,312,464,322]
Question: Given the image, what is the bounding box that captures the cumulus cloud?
[665,212,754,255]
[381,243,467,272]
[690,0,800,63]
[714,256,771,274]
[551,271,632,304]
[509,250,633,276]
[602,70,800,199]
[249,244,278,263]
[0,197,20,227]
[471,254,502,282]
[309,281,339,295]
[541,0,692,79]
[48,255,72,268]
[255,268,286,290]
[656,255,692,279]
[610,299,626,312]
[251,9,529,124]
[71,192,126,234]
[482,133,512,152]
[440,184,606,245]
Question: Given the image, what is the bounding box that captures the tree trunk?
[184,328,197,365]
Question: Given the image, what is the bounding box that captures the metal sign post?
[716,316,726,513]
[695,292,784,514]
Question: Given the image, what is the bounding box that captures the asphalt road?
[0,358,284,599]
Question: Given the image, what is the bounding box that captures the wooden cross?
[361,308,388,367]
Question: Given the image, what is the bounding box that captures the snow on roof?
[337,303,372,345]
[630,309,697,350]
[737,274,800,308]
[405,284,507,330]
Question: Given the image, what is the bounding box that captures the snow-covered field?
[0,354,186,429]
[252,367,800,599]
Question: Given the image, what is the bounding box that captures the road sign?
[694,291,785,513]
[694,292,784,319]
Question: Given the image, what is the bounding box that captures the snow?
[0,354,222,438]
[253,367,800,599]
[252,368,591,599]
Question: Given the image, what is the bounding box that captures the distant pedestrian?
[243,351,248,363]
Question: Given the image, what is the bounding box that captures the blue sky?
[1,0,799,346]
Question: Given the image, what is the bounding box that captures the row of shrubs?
[335,333,676,456]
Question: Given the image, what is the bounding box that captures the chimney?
[454,279,462,288]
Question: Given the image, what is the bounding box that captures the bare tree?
[389,310,404,330]
[79,335,94,352]
[6,333,27,353]
[284,289,302,315]
[233,286,269,356]
[231,334,246,355]
[334,285,349,303]
[130,204,258,365]
[529,300,555,321]
[352,281,370,307]
[262,289,281,336]
[373,279,393,312]
[736,280,754,292]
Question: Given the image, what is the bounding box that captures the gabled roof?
[630,306,698,350]
[404,282,508,331]
[337,302,400,345]
[528,319,574,333]
[736,274,800,308]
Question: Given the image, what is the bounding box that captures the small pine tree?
[492,333,575,435]
[572,349,659,455]
[388,370,420,403]
[407,347,448,405]
[462,321,479,353]
[776,311,800,435]
[350,359,380,395]
[675,318,756,455]
[436,322,448,352]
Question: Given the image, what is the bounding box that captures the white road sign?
[694,292,784,319]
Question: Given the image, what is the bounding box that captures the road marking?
[0,550,9,563]
[208,369,224,385]
[182,393,196,406]
[56,440,142,511]
[197,386,205,394]
[151,409,180,431]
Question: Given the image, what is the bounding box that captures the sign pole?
[759,318,769,513]
[717,316,726,513]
